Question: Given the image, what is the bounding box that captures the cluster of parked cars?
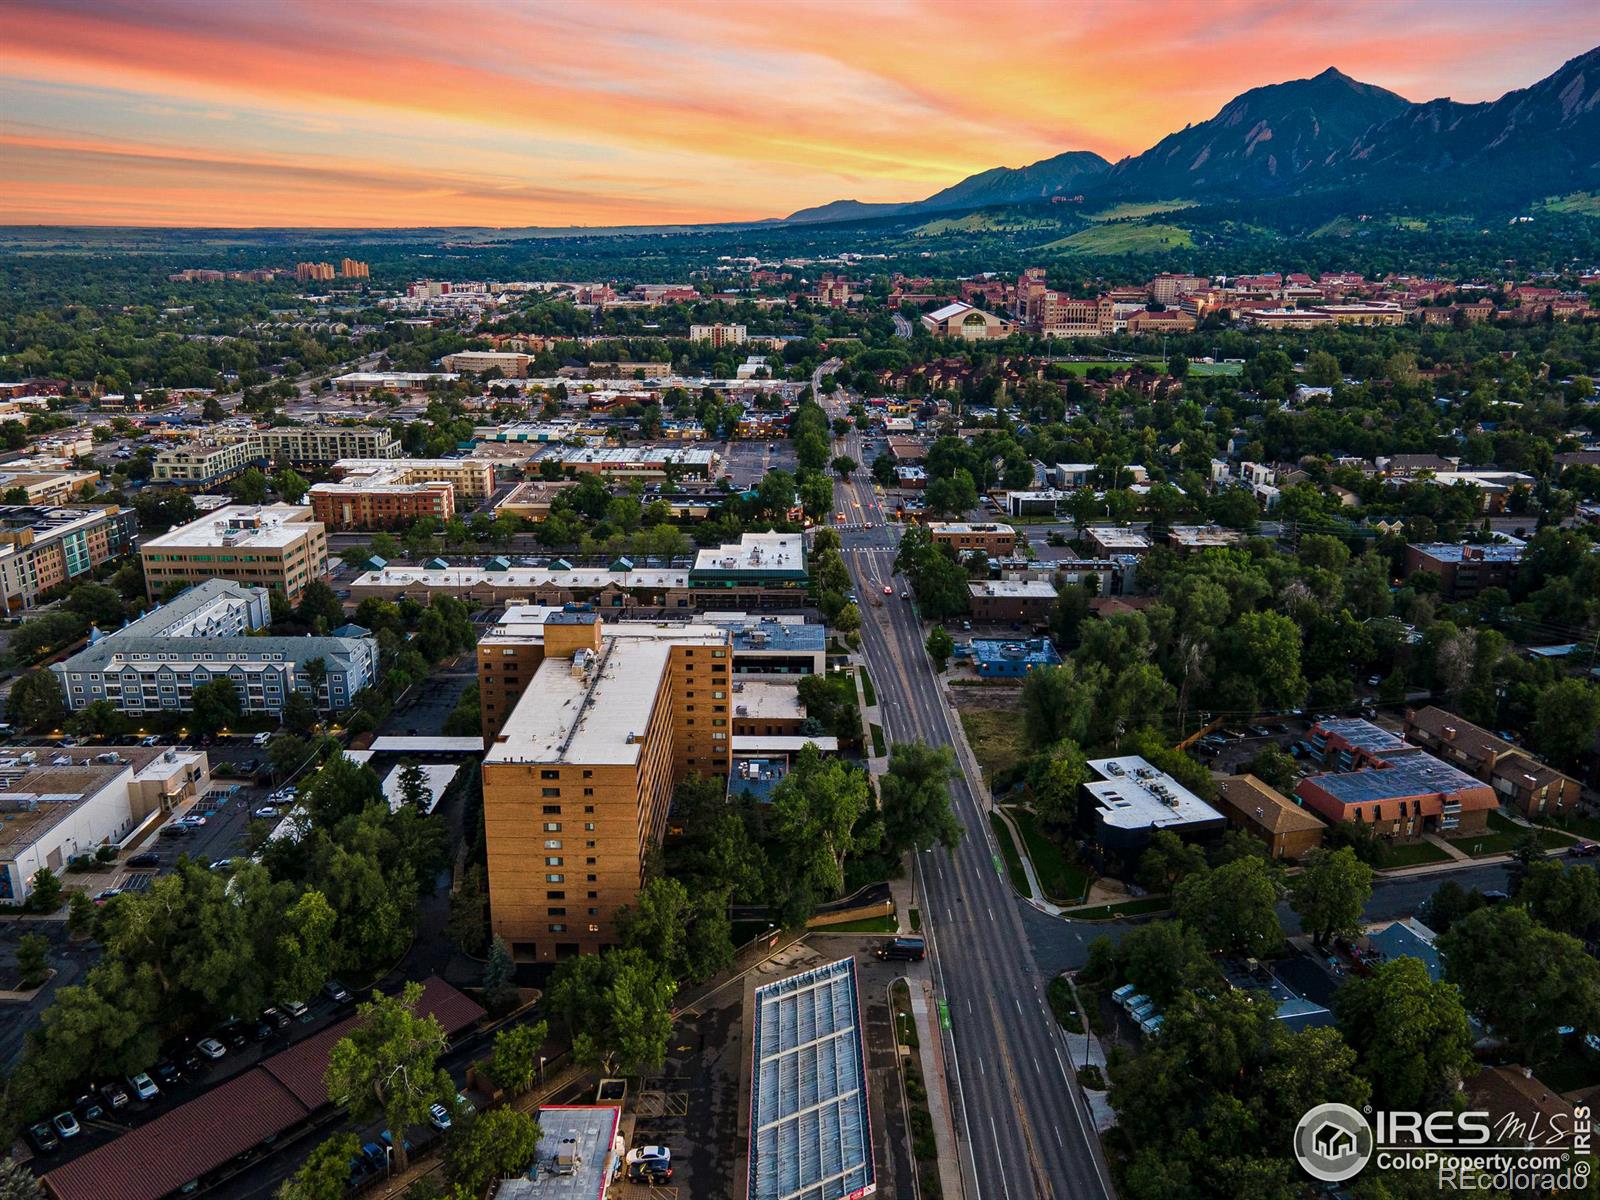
[28,984,349,1156]
[1112,983,1164,1037]
[625,1145,672,1183]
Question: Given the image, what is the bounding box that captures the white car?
[627,1146,671,1169]
[253,806,280,819]
[428,1103,453,1132]
[196,1038,226,1060]
[128,1073,159,1101]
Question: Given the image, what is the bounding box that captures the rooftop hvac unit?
[553,1134,581,1175]
[1106,762,1124,776]
[736,705,748,716]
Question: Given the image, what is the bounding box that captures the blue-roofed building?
[710,615,826,676]
[1366,917,1442,982]
[970,636,1061,678]
[1221,961,1333,1031]
[748,958,875,1200]
[1308,717,1411,771]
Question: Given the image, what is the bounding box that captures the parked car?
[140,735,162,747]
[29,1123,60,1153]
[360,1141,387,1169]
[126,852,161,869]
[253,732,274,748]
[281,998,310,1019]
[128,1072,159,1101]
[94,887,124,904]
[379,1131,413,1158]
[627,1146,671,1170]
[261,1006,289,1029]
[1569,843,1599,858]
[253,806,280,819]
[100,1080,131,1108]
[73,1093,104,1121]
[215,1021,247,1049]
[210,858,235,872]
[628,1162,673,1184]
[875,937,926,962]
[323,979,352,1004]
[428,1103,454,1133]
[52,1111,81,1139]
[152,1060,183,1088]
[196,1038,226,1060]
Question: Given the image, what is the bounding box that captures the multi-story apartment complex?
[1404,706,1581,819]
[440,350,536,378]
[1403,542,1523,599]
[140,504,330,602]
[534,446,721,480]
[151,426,402,486]
[0,467,100,506]
[52,579,377,717]
[295,262,336,282]
[308,458,495,528]
[478,607,734,961]
[339,258,369,279]
[1150,274,1210,305]
[689,323,747,347]
[0,504,139,615]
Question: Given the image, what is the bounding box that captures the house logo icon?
[1294,1103,1373,1182]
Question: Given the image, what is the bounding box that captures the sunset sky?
[1,0,1595,228]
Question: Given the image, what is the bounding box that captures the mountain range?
[784,47,1600,222]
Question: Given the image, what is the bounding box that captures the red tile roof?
[43,977,484,1200]
[43,1070,307,1200]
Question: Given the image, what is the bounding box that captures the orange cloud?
[0,0,1593,226]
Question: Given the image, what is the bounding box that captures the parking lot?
[717,439,796,488]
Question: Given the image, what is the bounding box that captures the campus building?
[689,323,747,347]
[139,504,330,603]
[479,608,735,961]
[0,504,139,615]
[1083,756,1226,853]
[52,580,377,717]
[920,302,1016,339]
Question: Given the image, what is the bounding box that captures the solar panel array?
[749,957,875,1200]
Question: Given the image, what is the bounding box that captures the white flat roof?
[692,532,804,573]
[381,762,460,816]
[367,736,486,752]
[1085,755,1224,831]
[486,639,670,766]
[355,566,690,590]
[142,504,317,549]
[731,734,839,753]
[731,681,804,720]
[969,579,1057,599]
[1087,527,1151,547]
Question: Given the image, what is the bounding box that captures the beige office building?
[140,504,330,603]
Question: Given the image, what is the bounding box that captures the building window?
[545,873,564,883]
[541,769,560,780]
[542,805,561,815]
[546,890,565,900]
[541,787,560,797]
[549,924,567,933]
[545,857,563,867]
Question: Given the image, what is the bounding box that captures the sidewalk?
[909,976,967,1200]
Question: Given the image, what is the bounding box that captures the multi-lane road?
[827,403,1113,1200]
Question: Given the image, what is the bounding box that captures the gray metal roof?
[749,957,874,1200]
[1308,751,1483,804]
[58,634,370,674]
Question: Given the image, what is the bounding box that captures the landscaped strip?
[988,812,1031,897]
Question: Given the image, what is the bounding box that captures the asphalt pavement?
[844,520,1114,1199]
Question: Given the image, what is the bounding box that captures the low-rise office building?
[493,480,578,521]
[534,445,721,480]
[967,578,1057,623]
[0,503,139,615]
[929,522,1017,557]
[53,580,376,717]
[970,637,1061,678]
[1166,525,1247,553]
[1085,526,1151,558]
[479,609,734,960]
[0,467,100,506]
[331,457,495,503]
[0,747,210,904]
[139,504,330,602]
[1084,755,1226,853]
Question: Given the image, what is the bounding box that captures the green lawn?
[909,907,921,932]
[1008,807,1088,904]
[1049,359,1168,376]
[989,813,1031,897]
[1381,841,1454,868]
[958,706,1028,787]
[1448,810,1572,857]
[1044,222,1194,255]
[1186,360,1245,378]
[914,211,1052,237]
[821,914,899,933]
[871,723,886,757]
[1538,191,1600,216]
[858,667,877,707]
[1070,896,1171,921]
